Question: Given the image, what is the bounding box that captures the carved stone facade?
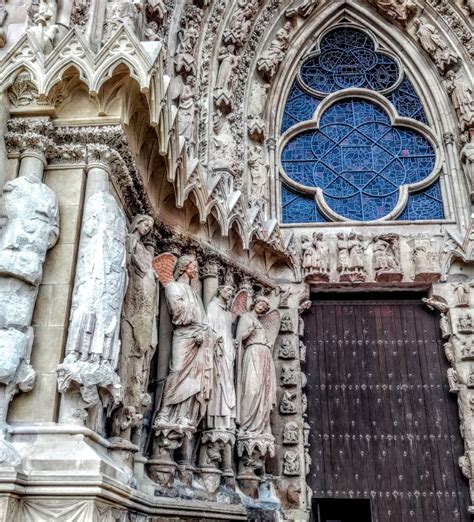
[0,0,472,521]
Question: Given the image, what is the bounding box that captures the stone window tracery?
[279,26,444,224]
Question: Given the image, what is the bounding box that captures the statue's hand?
[194,332,204,345]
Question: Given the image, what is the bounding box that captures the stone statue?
[282,422,299,444]
[57,189,127,435]
[223,0,257,47]
[446,71,474,132]
[0,171,59,432]
[248,146,267,201]
[303,232,330,282]
[337,233,366,282]
[178,76,197,157]
[453,283,470,307]
[111,215,158,449]
[235,295,280,493]
[286,0,319,18]
[28,0,59,53]
[103,0,143,42]
[174,5,202,77]
[413,18,458,74]
[371,0,416,25]
[411,236,441,281]
[214,45,239,112]
[373,234,402,282]
[149,253,217,485]
[283,451,301,476]
[257,21,293,81]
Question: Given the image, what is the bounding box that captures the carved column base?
[200,467,222,493]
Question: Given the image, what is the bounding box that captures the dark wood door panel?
[305,297,472,522]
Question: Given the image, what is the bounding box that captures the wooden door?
[304,295,471,522]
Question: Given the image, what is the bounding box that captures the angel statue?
[148,253,217,486]
[234,294,280,494]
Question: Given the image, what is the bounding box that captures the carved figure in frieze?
[459,454,472,479]
[214,45,239,112]
[281,364,298,387]
[235,296,280,488]
[444,340,455,363]
[286,0,319,18]
[174,6,202,77]
[70,0,92,27]
[257,21,293,81]
[282,422,299,444]
[111,215,158,449]
[461,339,474,360]
[337,233,366,282]
[453,283,470,307]
[178,76,197,157]
[412,237,441,282]
[299,340,306,363]
[373,234,402,282]
[210,112,237,173]
[457,314,474,334]
[446,71,474,132]
[223,0,258,48]
[440,313,452,340]
[248,146,268,200]
[448,368,460,393]
[280,390,297,414]
[280,312,294,333]
[278,338,297,359]
[58,189,127,434]
[371,0,416,25]
[283,451,301,476]
[302,233,329,282]
[278,285,292,309]
[149,254,217,485]
[413,18,458,74]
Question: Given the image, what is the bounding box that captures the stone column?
[57,144,127,435]
[0,118,58,462]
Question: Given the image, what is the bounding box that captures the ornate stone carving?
[337,233,366,283]
[370,0,416,25]
[457,314,474,334]
[179,76,197,157]
[248,146,267,202]
[280,364,299,387]
[223,0,258,48]
[283,451,301,476]
[103,1,143,42]
[446,71,474,133]
[57,188,127,433]
[70,0,91,26]
[286,0,319,18]
[210,113,237,174]
[0,1,7,47]
[453,284,470,307]
[302,233,330,282]
[7,72,39,107]
[27,0,59,53]
[149,254,217,486]
[413,18,459,74]
[174,5,202,77]
[282,422,299,445]
[280,390,297,414]
[257,21,293,81]
[144,0,166,40]
[214,45,239,112]
[111,215,158,450]
[373,234,402,282]
[278,338,297,359]
[412,236,441,282]
[280,312,294,333]
[247,115,266,143]
[235,296,279,490]
[465,0,474,16]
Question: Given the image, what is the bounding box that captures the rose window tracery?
[279,27,444,224]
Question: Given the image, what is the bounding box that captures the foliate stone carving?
[283,451,301,476]
[7,72,39,107]
[149,254,217,486]
[70,0,91,26]
[174,5,203,77]
[257,21,293,81]
[337,233,366,283]
[235,296,279,490]
[446,71,474,133]
[214,45,239,112]
[457,314,474,334]
[282,422,299,445]
[280,390,297,414]
[412,236,441,282]
[453,284,470,307]
[373,234,402,282]
[278,338,297,359]
[286,0,319,18]
[111,215,158,450]
[370,0,416,25]
[413,18,459,75]
[57,189,127,431]
[302,233,330,282]
[280,364,299,387]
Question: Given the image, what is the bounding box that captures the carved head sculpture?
[174,254,198,280]
[130,214,154,238]
[253,295,270,315]
[217,284,234,303]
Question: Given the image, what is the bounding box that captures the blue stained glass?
[281,81,320,133]
[281,99,436,221]
[300,28,399,94]
[389,78,428,124]
[397,180,444,220]
[281,184,327,223]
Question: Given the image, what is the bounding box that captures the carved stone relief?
[257,21,293,81]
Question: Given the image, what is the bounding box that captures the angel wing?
[152,253,177,286]
[259,309,281,347]
[231,288,250,322]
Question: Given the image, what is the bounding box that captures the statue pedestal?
[199,466,222,493]
[237,472,260,499]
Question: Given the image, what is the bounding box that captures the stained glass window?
[300,28,399,95]
[279,26,443,223]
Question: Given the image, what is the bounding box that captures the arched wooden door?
[304,295,471,522]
